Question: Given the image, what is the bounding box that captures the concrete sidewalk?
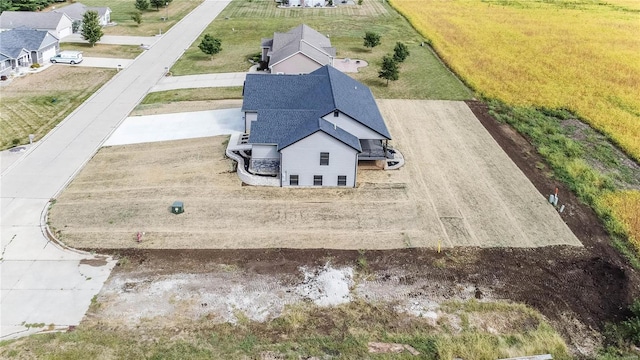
[1,0,232,340]
[150,72,247,92]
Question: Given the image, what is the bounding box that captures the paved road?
[150,72,248,92]
[0,0,232,339]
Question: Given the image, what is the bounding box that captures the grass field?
[389,0,640,257]
[0,299,570,359]
[49,0,202,36]
[170,0,472,100]
[0,67,115,150]
[388,0,640,161]
[59,43,143,59]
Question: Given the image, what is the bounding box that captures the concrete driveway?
[103,108,243,146]
[1,0,232,339]
[52,57,135,69]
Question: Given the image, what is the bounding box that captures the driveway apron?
[0,0,232,339]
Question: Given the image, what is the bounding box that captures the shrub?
[30,63,41,69]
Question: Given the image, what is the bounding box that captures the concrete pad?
[103,108,244,146]
[150,72,247,92]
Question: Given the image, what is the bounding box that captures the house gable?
[280,131,358,187]
[264,24,335,74]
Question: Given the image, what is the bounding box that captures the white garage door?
[42,47,57,63]
[57,26,72,39]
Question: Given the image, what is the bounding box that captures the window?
[337,176,347,186]
[333,110,339,117]
[314,175,323,186]
[289,175,299,186]
[320,152,330,166]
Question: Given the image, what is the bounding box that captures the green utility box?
[171,201,184,214]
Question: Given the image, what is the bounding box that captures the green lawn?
[60,43,143,59]
[50,0,202,36]
[171,0,472,100]
[141,87,243,104]
[0,300,570,359]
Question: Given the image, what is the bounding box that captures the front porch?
[358,139,393,160]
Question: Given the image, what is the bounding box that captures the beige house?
[0,11,73,39]
[261,24,335,74]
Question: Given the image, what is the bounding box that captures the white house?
[0,11,73,39]
[261,24,335,74]
[0,28,59,75]
[237,65,393,188]
[53,3,112,28]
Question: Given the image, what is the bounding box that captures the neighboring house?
[53,2,112,28]
[0,28,60,74]
[261,24,335,74]
[287,0,325,6]
[240,65,392,187]
[0,11,73,39]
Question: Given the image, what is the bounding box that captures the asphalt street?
[0,0,232,339]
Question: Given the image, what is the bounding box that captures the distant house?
[287,0,325,6]
[261,24,335,74]
[53,3,112,28]
[0,11,73,39]
[239,65,393,187]
[0,28,60,75]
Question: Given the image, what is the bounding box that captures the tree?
[135,0,149,11]
[378,54,399,85]
[363,31,380,50]
[393,42,410,63]
[131,12,142,25]
[150,0,164,11]
[198,34,222,60]
[81,10,103,47]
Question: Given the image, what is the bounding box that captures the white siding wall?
[280,132,357,187]
[244,111,257,132]
[252,144,278,159]
[271,53,321,75]
[322,112,385,140]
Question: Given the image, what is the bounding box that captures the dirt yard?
[48,100,580,249]
[44,100,640,357]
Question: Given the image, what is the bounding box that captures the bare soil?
[49,100,580,249]
[51,100,640,356]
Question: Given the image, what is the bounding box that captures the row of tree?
[363,31,410,85]
[135,0,172,12]
[0,0,55,13]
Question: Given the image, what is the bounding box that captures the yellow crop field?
[389,0,640,162]
[600,190,640,252]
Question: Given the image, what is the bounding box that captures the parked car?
[50,51,83,64]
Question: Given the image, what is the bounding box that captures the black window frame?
[320,152,330,166]
[289,175,299,186]
[313,175,323,186]
[337,175,347,186]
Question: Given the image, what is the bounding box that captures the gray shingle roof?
[0,11,67,31]
[249,109,361,152]
[53,2,110,22]
[266,24,335,67]
[243,65,391,140]
[0,28,59,57]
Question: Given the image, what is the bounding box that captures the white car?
[50,51,83,65]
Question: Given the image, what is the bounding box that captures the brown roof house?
[260,24,335,74]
